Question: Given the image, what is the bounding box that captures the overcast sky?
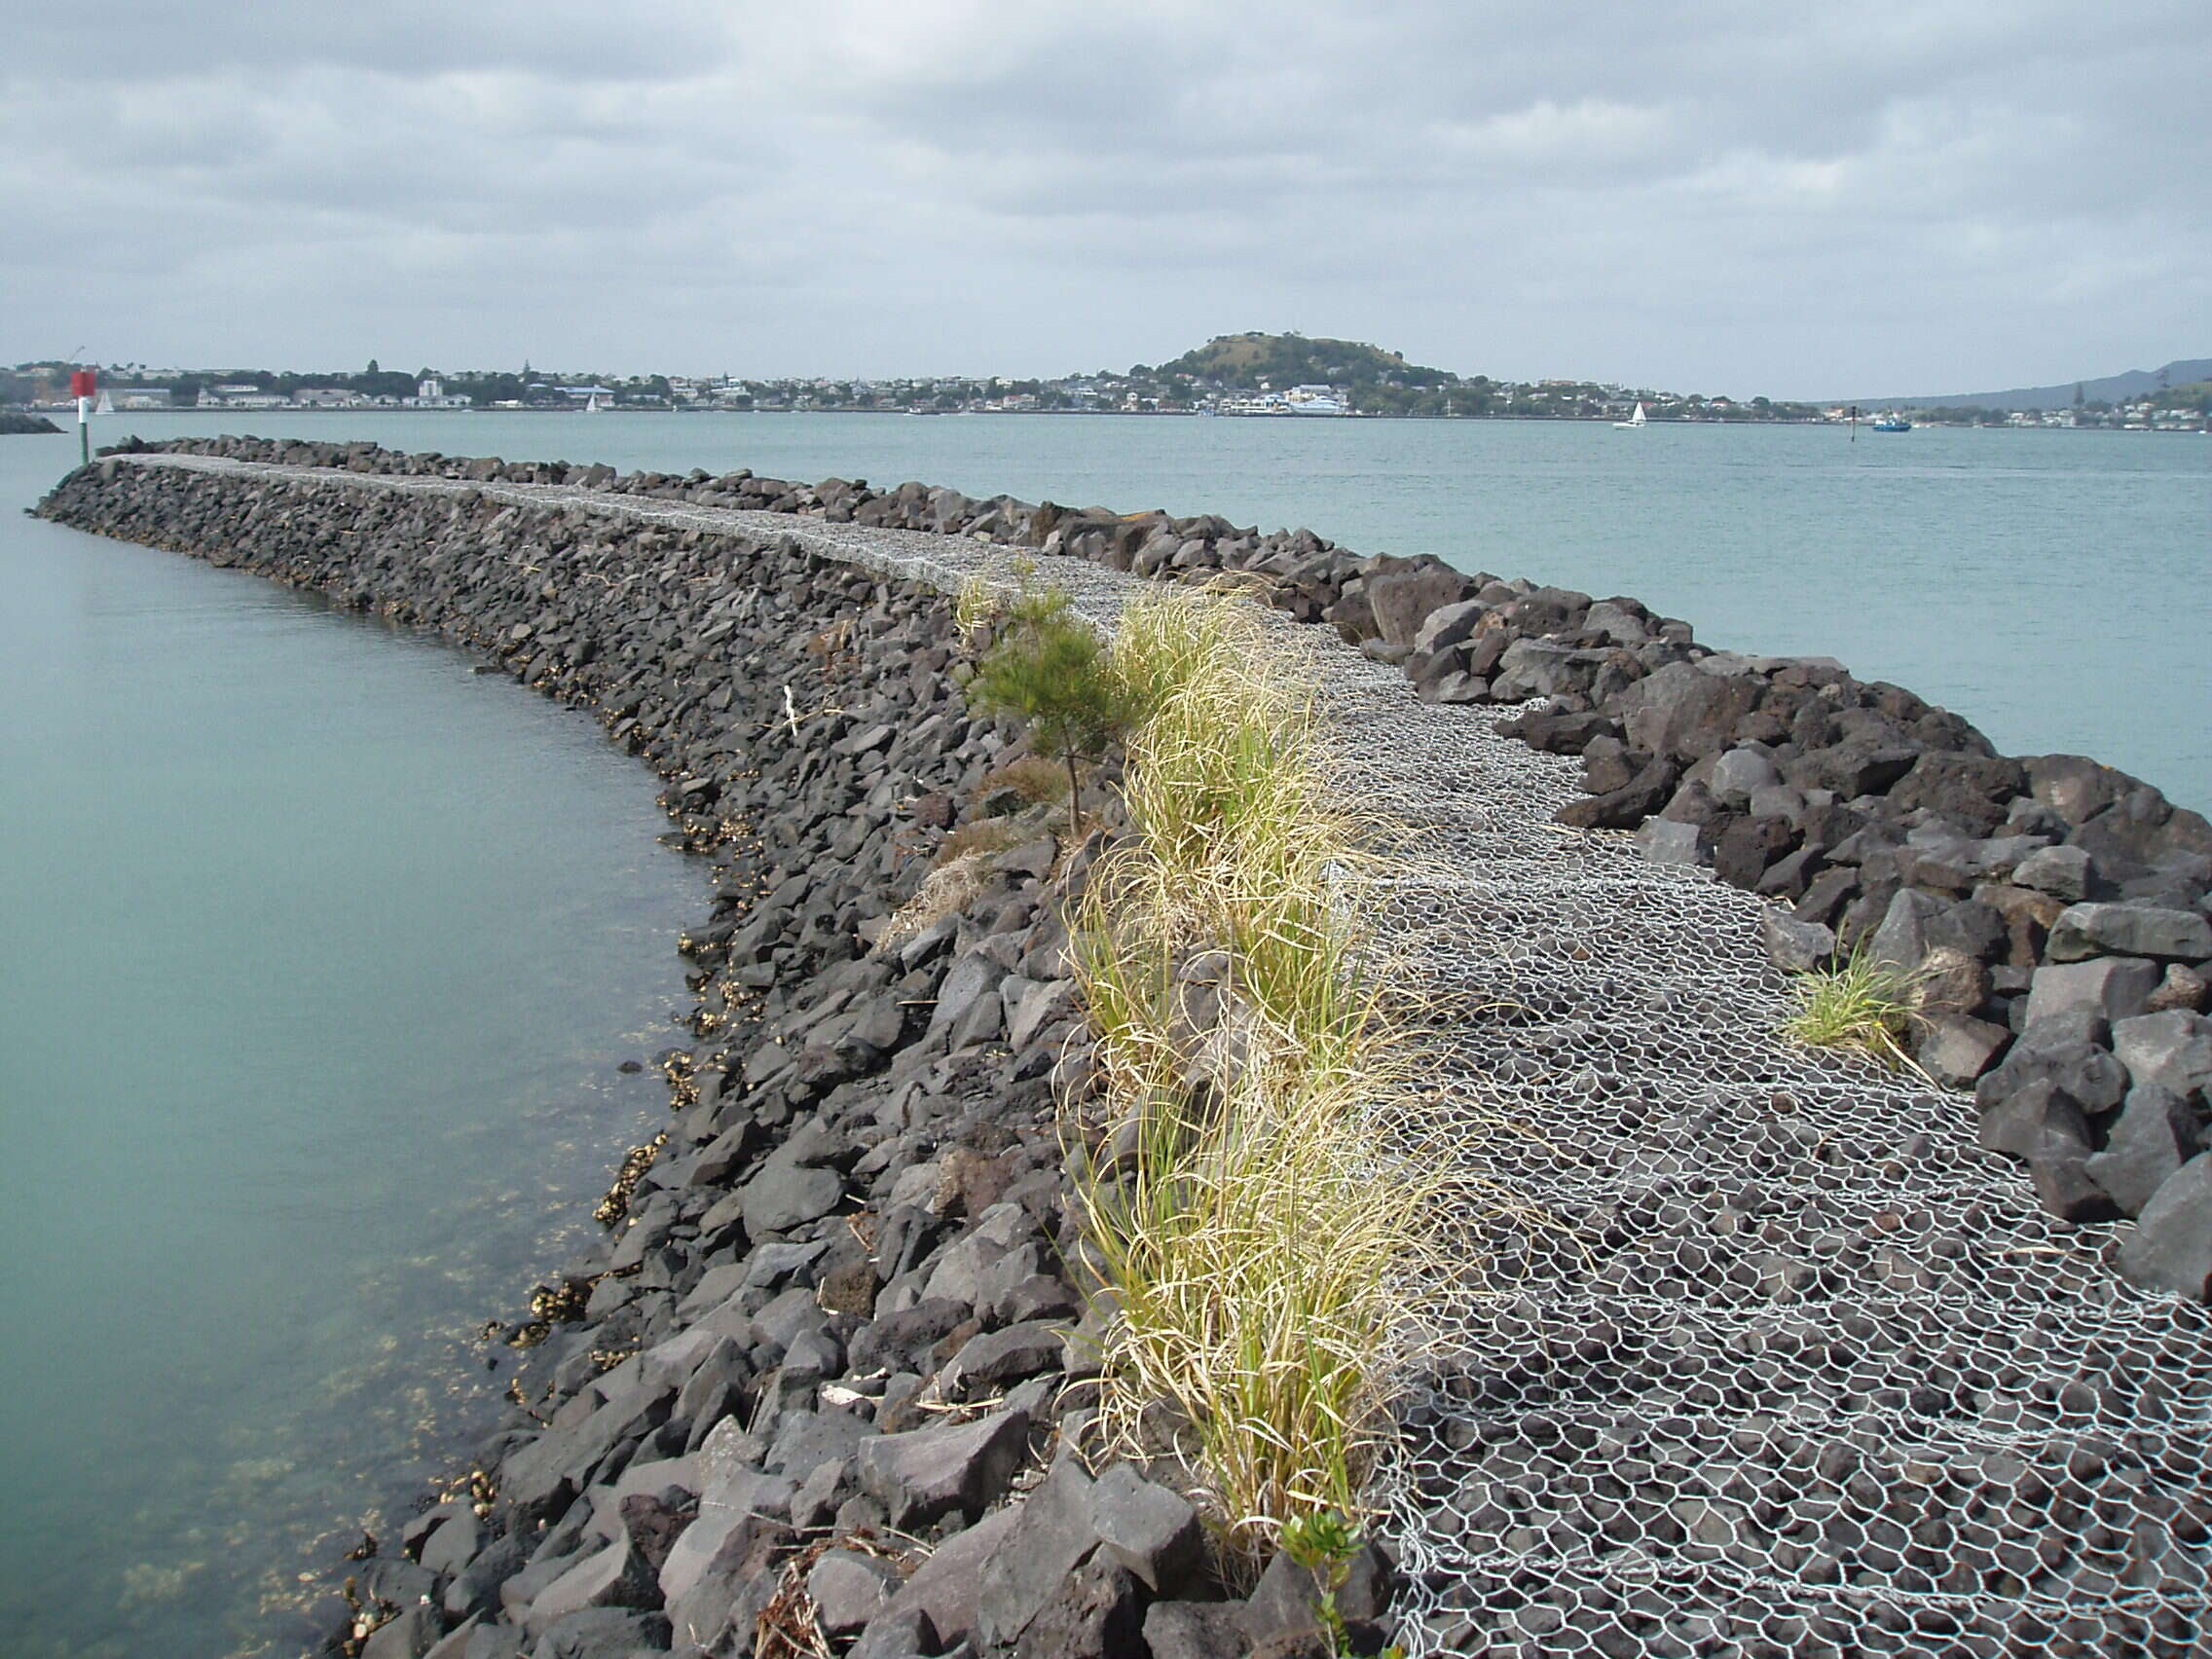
[5,2,2205,397]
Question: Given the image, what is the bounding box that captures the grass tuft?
[1782,949,1926,1069]
[1066,585,1449,1572]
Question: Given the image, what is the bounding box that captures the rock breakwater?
[39,445,2212,1659]
[39,453,1393,1659]
[91,433,2212,1281]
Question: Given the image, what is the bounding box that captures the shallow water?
[0,434,703,1657]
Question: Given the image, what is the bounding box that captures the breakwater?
[38,442,2212,1658]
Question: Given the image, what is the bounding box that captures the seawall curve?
[37,449,2212,1659]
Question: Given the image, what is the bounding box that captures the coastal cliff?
[37,444,2212,1659]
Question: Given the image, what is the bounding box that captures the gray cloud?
[4,0,2205,393]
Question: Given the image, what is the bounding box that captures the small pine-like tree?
[965,585,1128,837]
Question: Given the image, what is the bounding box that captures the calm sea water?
[91,407,2212,807]
[0,407,2202,1653]
[0,432,702,1657]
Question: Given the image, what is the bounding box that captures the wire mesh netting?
[125,457,2212,1659]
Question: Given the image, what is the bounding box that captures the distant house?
[200,386,286,409]
[405,377,471,408]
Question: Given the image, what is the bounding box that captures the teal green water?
[0,434,702,1656]
[0,408,2203,1653]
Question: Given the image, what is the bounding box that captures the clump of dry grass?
[977,754,1074,811]
[1067,585,1450,1570]
[873,819,1032,953]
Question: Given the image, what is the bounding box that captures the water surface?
[0,432,702,1657]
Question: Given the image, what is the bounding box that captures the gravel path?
[119,455,2212,1657]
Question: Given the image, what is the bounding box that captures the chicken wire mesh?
[119,457,2212,1658]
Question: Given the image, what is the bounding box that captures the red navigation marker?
[70,369,97,398]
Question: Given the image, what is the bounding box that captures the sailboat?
[585,393,604,414]
[94,389,115,416]
[1613,401,1647,429]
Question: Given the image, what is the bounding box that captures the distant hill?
[1864,357,2212,412]
[1155,332,1459,392]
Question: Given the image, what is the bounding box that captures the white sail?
[1614,401,1646,428]
[94,390,115,416]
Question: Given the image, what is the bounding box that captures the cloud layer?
[6,1,2206,394]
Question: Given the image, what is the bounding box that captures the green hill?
[1158,332,1460,393]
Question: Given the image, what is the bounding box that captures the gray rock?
[657,1468,795,1605]
[1009,1554,1144,1659]
[1367,566,1477,647]
[938,1321,1066,1401]
[977,1460,1102,1647]
[522,1535,657,1638]
[807,1550,903,1638]
[1869,889,1948,974]
[419,1616,489,1659]
[1491,637,1585,700]
[499,1379,674,1523]
[2118,1156,2212,1300]
[856,1407,1031,1529]
[1635,818,1706,866]
[1914,1014,2011,1089]
[1409,598,1487,655]
[847,1607,940,1659]
[1144,1600,1254,1659]
[1759,909,1835,974]
[443,1533,528,1622]
[2149,963,2211,1014]
[2019,1009,2111,1052]
[530,1607,672,1659]
[361,1604,443,1659]
[418,1511,485,1579]
[872,1503,1022,1643]
[2012,844,2094,902]
[929,952,1003,1034]
[1088,1464,1202,1594]
[2046,903,2212,963]
[459,1624,524,1659]
[2112,1010,2212,1100]
[2022,957,2161,1028]
[2030,1149,2122,1223]
[765,1407,871,1477]
[1977,1080,2091,1161]
[2086,1086,2201,1215]
[1710,747,1782,809]
[1976,1040,2128,1118]
[1617,660,1764,763]
[742,1161,844,1235]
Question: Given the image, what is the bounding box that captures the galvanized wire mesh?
[115,457,2212,1659]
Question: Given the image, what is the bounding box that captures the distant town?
[7,333,2208,431]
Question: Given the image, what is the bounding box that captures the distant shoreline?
[13,405,2199,431]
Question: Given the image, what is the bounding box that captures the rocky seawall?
[2,411,65,434]
[37,443,2212,1659]
[86,435,2212,1283]
[39,453,1390,1659]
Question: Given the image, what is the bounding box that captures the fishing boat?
[1613,402,1647,429]
[1872,416,1912,432]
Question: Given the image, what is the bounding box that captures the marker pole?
[70,369,96,466]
